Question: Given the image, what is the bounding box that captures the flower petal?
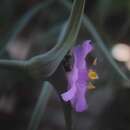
[71,82,88,112]
[61,57,78,101]
[75,95,87,112]
[73,40,93,68]
[82,40,93,58]
[61,40,94,112]
[61,85,77,101]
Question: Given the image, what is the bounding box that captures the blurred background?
[0,0,130,130]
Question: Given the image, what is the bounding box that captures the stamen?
[88,82,96,90]
[88,69,98,80]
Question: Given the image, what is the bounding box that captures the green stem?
[0,59,26,70]
[62,101,72,130]
[28,82,53,130]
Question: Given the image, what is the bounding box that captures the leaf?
[28,0,85,78]
[28,81,53,130]
[0,0,54,70]
[0,1,85,130]
[59,0,128,81]
[0,0,85,79]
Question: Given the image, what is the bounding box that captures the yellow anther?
[88,82,96,90]
[88,70,98,80]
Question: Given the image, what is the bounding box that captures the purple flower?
[61,40,94,112]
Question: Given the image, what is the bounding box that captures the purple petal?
[61,50,78,101]
[61,40,93,112]
[71,81,88,112]
[82,40,93,58]
[73,40,93,67]
[61,85,76,101]
[61,69,78,101]
[73,70,88,112]
[74,94,88,112]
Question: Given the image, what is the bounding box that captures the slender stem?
[0,59,26,70]
[62,101,72,130]
[28,82,53,130]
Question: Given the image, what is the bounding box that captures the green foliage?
[27,0,85,78]
[0,0,85,130]
[0,0,129,130]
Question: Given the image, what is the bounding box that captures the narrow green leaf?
[60,0,128,81]
[0,59,26,71]
[28,0,85,78]
[0,1,85,130]
[0,0,85,79]
[28,81,53,130]
[0,22,63,71]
